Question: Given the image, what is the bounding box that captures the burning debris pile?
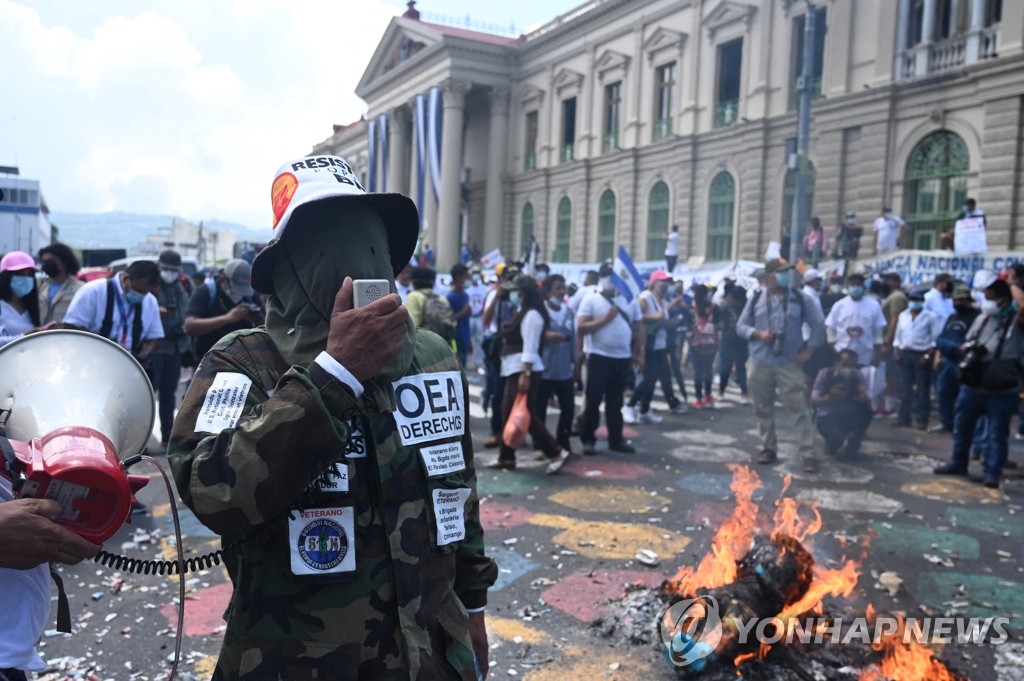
[595,465,974,680]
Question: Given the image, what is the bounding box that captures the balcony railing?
[602,132,619,153]
[524,153,536,171]
[561,143,575,163]
[714,100,739,129]
[653,117,672,141]
[980,25,1000,59]
[929,35,966,74]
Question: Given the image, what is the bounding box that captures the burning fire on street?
[606,463,994,680]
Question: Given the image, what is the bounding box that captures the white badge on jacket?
[392,371,465,446]
[289,507,356,575]
[433,487,471,546]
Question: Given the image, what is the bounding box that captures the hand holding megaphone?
[0,330,154,544]
[0,498,101,569]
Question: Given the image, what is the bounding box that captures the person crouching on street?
[810,348,873,458]
[488,274,574,474]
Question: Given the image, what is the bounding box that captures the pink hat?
[649,270,671,283]
[0,251,38,273]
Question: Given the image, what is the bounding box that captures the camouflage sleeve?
[168,332,358,539]
[453,373,498,610]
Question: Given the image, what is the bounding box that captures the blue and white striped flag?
[612,244,645,302]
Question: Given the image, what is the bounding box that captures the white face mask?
[980,299,1000,316]
[599,276,615,295]
[160,270,179,284]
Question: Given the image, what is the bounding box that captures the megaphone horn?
[0,330,155,544]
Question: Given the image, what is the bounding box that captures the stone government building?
[312,0,1023,270]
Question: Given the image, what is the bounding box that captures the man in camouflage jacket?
[169,155,497,680]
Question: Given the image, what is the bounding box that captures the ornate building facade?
[312,0,1023,269]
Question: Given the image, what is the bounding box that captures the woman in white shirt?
[0,251,45,348]
[487,275,573,474]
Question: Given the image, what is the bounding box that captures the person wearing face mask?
[169,155,497,680]
[737,259,825,472]
[183,259,264,363]
[467,265,489,370]
[934,278,1024,489]
[576,264,645,456]
[923,273,956,328]
[892,287,943,430]
[810,349,872,458]
[533,274,577,453]
[0,251,50,348]
[145,249,192,450]
[37,242,83,326]
[824,273,887,368]
[63,259,163,358]
[932,285,981,433]
[873,205,905,254]
[623,270,685,423]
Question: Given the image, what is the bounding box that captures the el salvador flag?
[612,244,645,302]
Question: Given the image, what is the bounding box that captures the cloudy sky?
[1,0,580,230]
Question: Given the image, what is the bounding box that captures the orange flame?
[778,560,860,621]
[858,611,961,681]
[667,464,763,595]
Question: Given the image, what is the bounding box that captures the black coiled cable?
[92,547,227,575]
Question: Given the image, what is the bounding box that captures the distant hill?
[49,211,265,251]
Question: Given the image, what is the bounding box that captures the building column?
[965,0,987,61]
[483,87,509,255]
[915,0,938,74]
[387,104,409,196]
[436,79,471,271]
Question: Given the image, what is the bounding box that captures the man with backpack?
[63,259,164,358]
[149,249,191,450]
[737,259,826,472]
[184,259,264,364]
[406,267,457,346]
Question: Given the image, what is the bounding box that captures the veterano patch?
[419,442,466,477]
[392,371,465,446]
[433,487,471,546]
[289,507,356,576]
[195,372,252,432]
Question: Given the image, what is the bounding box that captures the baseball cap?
[764,258,793,273]
[502,273,536,291]
[649,270,671,283]
[952,285,972,300]
[0,251,38,272]
[251,155,419,294]
[158,250,182,270]
[908,287,928,301]
[224,259,254,300]
[803,268,823,282]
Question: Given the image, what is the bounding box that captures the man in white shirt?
[893,287,943,430]
[576,265,644,456]
[873,206,905,254]
[825,273,887,367]
[63,260,165,357]
[395,264,414,304]
[664,225,680,273]
[466,265,490,369]
[568,270,600,313]
[923,273,955,328]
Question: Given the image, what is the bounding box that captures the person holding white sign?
[169,155,496,680]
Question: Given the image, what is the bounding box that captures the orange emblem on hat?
[271,172,299,229]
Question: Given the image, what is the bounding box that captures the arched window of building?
[903,130,969,250]
[553,198,572,262]
[707,172,735,261]
[647,181,670,260]
[782,163,818,248]
[597,190,616,262]
[521,202,534,256]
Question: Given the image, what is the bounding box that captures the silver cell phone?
[353,279,391,308]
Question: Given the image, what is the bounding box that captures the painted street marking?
[528,513,691,560]
[539,568,666,622]
[794,488,903,514]
[549,486,670,514]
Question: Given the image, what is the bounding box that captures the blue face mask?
[549,296,562,308]
[10,275,35,298]
[509,291,521,306]
[775,272,791,288]
[125,289,146,306]
[908,301,924,311]
[848,286,865,299]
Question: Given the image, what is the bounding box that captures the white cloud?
[0,0,397,230]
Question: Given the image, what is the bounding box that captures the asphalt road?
[34,378,1024,681]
